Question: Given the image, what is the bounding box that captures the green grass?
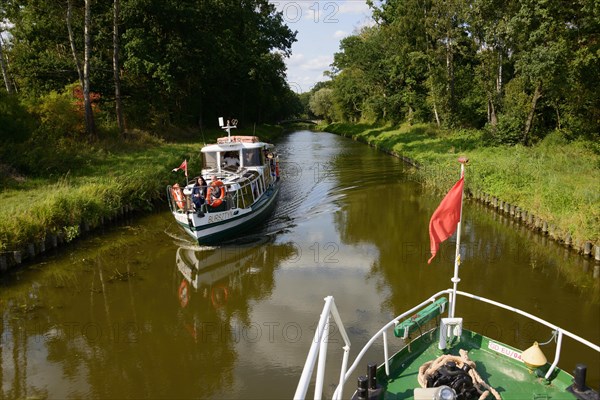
[0,125,285,252]
[324,122,600,247]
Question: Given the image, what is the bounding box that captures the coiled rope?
[417,349,502,399]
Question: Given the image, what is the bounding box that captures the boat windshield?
[202,152,218,169]
[242,148,264,167]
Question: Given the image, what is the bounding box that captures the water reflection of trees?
[0,224,297,398]
[334,169,599,310]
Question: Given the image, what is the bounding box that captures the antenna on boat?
[449,157,468,319]
[218,117,237,142]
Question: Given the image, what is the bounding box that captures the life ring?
[206,180,225,207]
[179,279,190,308]
[171,183,186,210]
[210,286,229,308]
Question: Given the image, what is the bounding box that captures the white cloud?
[300,55,333,71]
[333,30,348,39]
[287,53,306,67]
[338,1,371,15]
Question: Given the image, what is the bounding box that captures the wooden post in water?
[38,240,45,254]
[583,242,593,257]
[49,234,58,248]
[27,243,35,258]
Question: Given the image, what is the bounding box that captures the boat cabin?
[201,137,272,174]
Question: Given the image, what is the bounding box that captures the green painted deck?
[378,328,576,399]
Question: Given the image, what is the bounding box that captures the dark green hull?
[176,184,279,245]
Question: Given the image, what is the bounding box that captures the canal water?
[1,130,598,398]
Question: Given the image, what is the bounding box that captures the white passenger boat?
[167,119,280,245]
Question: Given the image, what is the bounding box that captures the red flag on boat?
[172,160,188,177]
[428,177,464,264]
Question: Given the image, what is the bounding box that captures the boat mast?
[449,157,468,319]
[218,117,237,142]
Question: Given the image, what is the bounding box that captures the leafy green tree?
[309,88,335,122]
[507,0,574,144]
[556,0,600,140]
[468,0,518,129]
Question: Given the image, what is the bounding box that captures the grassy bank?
[323,122,600,248]
[0,125,284,254]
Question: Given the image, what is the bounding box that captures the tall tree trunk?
[489,97,497,127]
[426,63,441,127]
[0,39,13,93]
[66,0,84,89]
[83,0,96,138]
[446,37,454,113]
[496,50,503,95]
[113,0,125,137]
[523,80,542,145]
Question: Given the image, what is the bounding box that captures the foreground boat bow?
[295,158,599,400]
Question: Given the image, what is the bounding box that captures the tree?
[66,0,84,90]
[0,5,14,93]
[113,0,124,136]
[468,0,518,129]
[0,38,13,93]
[309,88,335,122]
[82,0,96,137]
[507,0,571,144]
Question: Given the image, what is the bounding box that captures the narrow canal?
[1,130,598,398]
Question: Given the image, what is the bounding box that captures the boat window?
[222,151,240,168]
[203,152,218,169]
[242,149,262,167]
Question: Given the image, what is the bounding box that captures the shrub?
[0,92,35,144]
[33,90,83,141]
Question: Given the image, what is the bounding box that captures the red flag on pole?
[172,160,188,177]
[428,177,464,264]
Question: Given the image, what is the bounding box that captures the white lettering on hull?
[207,210,235,224]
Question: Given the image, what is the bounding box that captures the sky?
[271,1,374,94]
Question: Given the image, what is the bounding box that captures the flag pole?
[449,157,468,319]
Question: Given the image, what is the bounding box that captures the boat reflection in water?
[174,236,299,335]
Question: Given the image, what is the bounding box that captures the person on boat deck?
[192,176,207,215]
[223,152,240,167]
